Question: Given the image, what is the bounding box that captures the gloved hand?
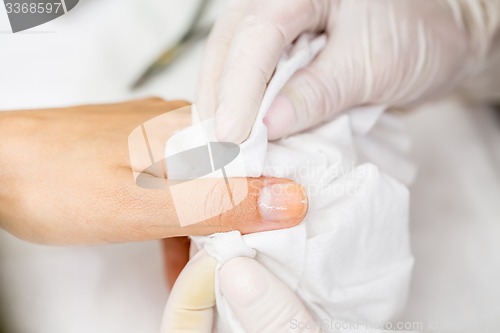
[196,0,500,143]
[160,251,321,333]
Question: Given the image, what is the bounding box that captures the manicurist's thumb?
[220,257,322,333]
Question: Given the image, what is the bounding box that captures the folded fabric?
[166,35,416,332]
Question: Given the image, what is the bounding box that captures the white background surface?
[1,1,499,332]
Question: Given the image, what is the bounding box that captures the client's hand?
[0,98,307,246]
[161,251,321,333]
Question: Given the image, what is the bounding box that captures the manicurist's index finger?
[213,0,330,144]
[196,0,253,120]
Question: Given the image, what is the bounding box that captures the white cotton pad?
[166,34,416,332]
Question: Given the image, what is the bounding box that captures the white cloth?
[2,2,500,333]
[167,34,417,333]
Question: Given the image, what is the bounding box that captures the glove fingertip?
[220,257,267,307]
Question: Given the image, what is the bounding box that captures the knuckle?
[202,179,234,227]
[252,0,330,32]
[223,48,270,88]
[236,12,287,50]
[111,185,156,221]
[203,178,250,229]
[288,67,339,123]
[238,14,286,46]
[207,27,233,49]
[308,0,332,29]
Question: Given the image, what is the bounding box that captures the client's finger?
[160,250,216,333]
[126,105,308,242]
[123,175,308,240]
[220,257,322,333]
[161,237,191,289]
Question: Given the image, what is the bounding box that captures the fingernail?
[220,257,267,306]
[258,181,308,222]
[264,94,296,140]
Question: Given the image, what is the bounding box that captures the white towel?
[166,35,416,333]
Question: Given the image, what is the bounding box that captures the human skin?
[0,98,307,285]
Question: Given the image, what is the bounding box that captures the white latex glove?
[196,0,500,143]
[160,251,320,333]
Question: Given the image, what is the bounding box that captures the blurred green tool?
[131,0,211,89]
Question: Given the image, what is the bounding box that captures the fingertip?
[229,178,308,235]
[264,94,296,140]
[221,256,318,333]
[220,257,267,306]
[257,179,308,224]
